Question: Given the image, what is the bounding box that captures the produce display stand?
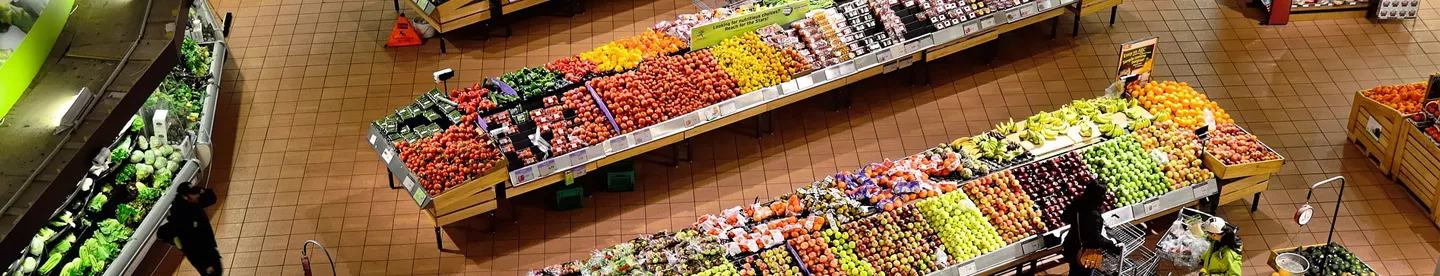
[191,0,228,170]
[1264,176,1380,275]
[364,123,511,250]
[1202,124,1286,213]
[1346,89,1409,175]
[1396,121,1440,212]
[1267,243,1376,273]
[1065,0,1122,36]
[396,0,583,52]
[103,160,203,276]
[503,0,1104,201]
[1255,0,1371,25]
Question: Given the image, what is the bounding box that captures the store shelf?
[1291,0,1369,11]
[196,42,225,168]
[103,160,202,276]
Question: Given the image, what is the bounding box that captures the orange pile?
[1361,83,1426,113]
[1129,81,1234,130]
[615,29,687,60]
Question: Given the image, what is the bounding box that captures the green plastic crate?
[553,186,584,210]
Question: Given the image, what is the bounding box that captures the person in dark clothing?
[1061,182,1123,276]
[157,182,222,276]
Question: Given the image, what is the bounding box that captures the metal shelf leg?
[388,171,401,189]
[435,226,444,251]
[1250,192,1262,213]
[1109,7,1118,25]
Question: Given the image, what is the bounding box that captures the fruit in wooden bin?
[1362,83,1427,113]
[821,228,879,276]
[961,171,1045,243]
[915,190,1006,262]
[1081,135,1170,206]
[1426,126,1440,143]
[1133,120,1212,189]
[695,263,739,276]
[842,206,940,276]
[789,233,844,276]
[1205,123,1281,165]
[1012,152,1101,229]
[395,116,504,196]
[1129,81,1233,130]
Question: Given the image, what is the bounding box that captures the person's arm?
[195,188,218,208]
[1222,249,1243,276]
[1080,211,1121,253]
[1198,247,1212,274]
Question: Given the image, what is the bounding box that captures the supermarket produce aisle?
[147,0,1440,274]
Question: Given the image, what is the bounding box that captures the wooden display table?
[1065,0,1122,36]
[1394,123,1440,226]
[1346,89,1411,175]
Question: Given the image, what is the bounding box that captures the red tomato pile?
[632,50,743,118]
[545,56,597,83]
[589,50,742,133]
[449,83,498,115]
[395,116,504,196]
[550,87,618,154]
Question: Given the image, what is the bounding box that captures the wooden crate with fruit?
[1201,124,1285,179]
[426,159,510,226]
[1345,84,1427,175]
[1396,123,1440,210]
[1268,244,1378,276]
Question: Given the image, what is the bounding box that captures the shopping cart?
[1154,208,1232,271]
[1095,223,1160,276]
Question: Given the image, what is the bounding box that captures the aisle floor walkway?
[161,0,1440,274]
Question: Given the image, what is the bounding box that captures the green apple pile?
[821,229,879,276]
[915,190,1006,262]
[695,263,738,276]
[1081,135,1170,206]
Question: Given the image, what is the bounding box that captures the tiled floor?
[150,0,1440,274]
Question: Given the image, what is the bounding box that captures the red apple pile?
[788,233,844,276]
[841,206,939,276]
[395,115,505,195]
[962,171,1045,243]
[1205,123,1280,165]
[1012,152,1103,229]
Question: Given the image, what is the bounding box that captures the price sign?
[683,113,701,128]
[980,16,997,29]
[634,128,654,144]
[1022,238,1045,253]
[538,160,557,176]
[368,134,378,145]
[381,148,395,163]
[934,249,951,267]
[781,81,799,94]
[701,106,722,121]
[512,167,536,185]
[813,70,830,82]
[401,175,417,191]
[569,148,590,165]
[1193,181,1218,197]
[856,53,878,68]
[877,50,894,62]
[904,40,921,54]
[607,135,630,153]
[1038,0,1053,10]
[410,188,427,207]
[1204,109,1216,131]
[564,166,586,185]
[1007,7,1025,22]
[1105,206,1133,226]
[955,262,976,275]
[720,102,738,116]
[891,46,907,59]
[840,61,856,75]
[796,75,815,89]
[760,87,780,100]
[963,22,978,35]
[1144,199,1164,216]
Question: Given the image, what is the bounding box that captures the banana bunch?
[995,119,1022,136]
[1153,109,1173,123]
[1129,118,1152,130]
[1098,123,1126,138]
[1068,100,1101,118]
[1020,130,1047,147]
[1091,113,1113,125]
[1055,108,1081,126]
[1079,125,1096,138]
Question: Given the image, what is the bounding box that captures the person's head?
[178,182,203,203]
[1074,181,1108,206]
[1216,227,1240,249]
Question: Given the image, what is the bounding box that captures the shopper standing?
[1061,182,1122,276]
[158,182,223,276]
[1199,218,1242,276]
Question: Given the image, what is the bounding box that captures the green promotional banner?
[0,0,72,119]
[689,1,811,50]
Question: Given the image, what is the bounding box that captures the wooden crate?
[426,159,509,226]
[1396,125,1440,209]
[1202,125,1286,179]
[1267,244,1376,275]
[1219,173,1270,205]
[1346,90,1408,175]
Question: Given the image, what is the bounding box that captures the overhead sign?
[689,2,811,50]
[1116,37,1159,94]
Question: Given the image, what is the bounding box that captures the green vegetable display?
[181,38,212,76]
[130,115,145,133]
[110,147,129,165]
[88,194,108,213]
[1294,243,1376,276]
[116,164,136,184]
[499,67,565,99]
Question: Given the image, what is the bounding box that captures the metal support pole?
[1109,6,1118,25]
[1051,17,1059,39]
[388,171,401,189]
[1302,176,1347,245]
[1072,12,1081,36]
[1250,192,1262,213]
[435,226,443,250]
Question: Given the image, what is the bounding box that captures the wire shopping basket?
[1095,223,1160,276]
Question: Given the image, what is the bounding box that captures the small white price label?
[368,134,378,145]
[381,148,395,163]
[1144,199,1164,215]
[1022,238,1045,253]
[796,75,815,89]
[683,113,701,127]
[720,102,738,116]
[981,16,997,29]
[569,148,589,164]
[701,106,721,121]
[1105,207,1133,226]
[1204,109,1216,130]
[905,41,921,53]
[840,61,856,75]
[607,135,630,153]
[1039,0,1053,10]
[963,23,978,35]
[812,71,829,82]
[538,160,557,176]
[1193,182,1218,197]
[956,262,976,275]
[634,128,654,144]
[1150,148,1169,164]
[781,81,799,94]
[877,50,893,62]
[1008,8,1025,22]
[401,176,416,191]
